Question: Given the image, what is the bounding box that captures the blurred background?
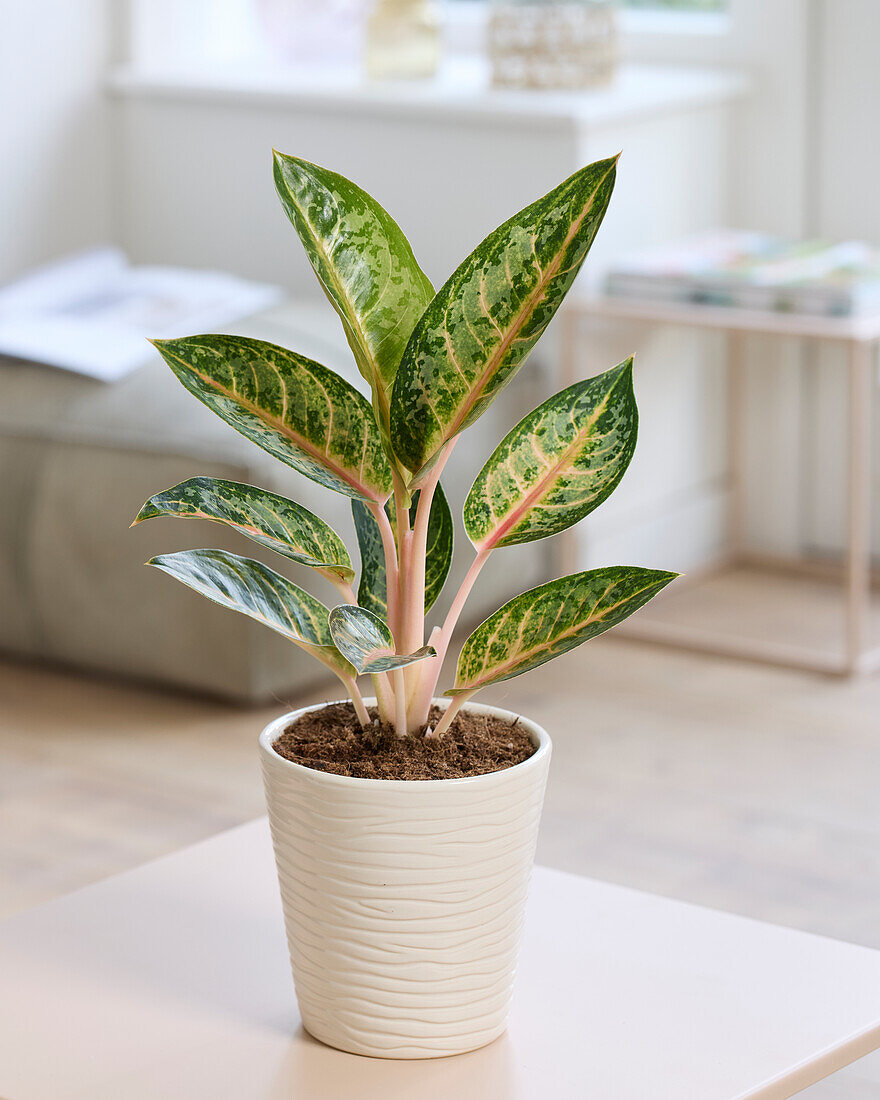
[1,2,879,1090]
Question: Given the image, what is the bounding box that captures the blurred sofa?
[0,302,550,702]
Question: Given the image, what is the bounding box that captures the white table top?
[570,294,880,343]
[1,819,879,1100]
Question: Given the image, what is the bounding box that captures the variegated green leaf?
[152,335,392,502]
[390,156,618,479]
[464,359,636,550]
[134,477,354,583]
[273,152,434,457]
[418,485,454,614]
[448,566,676,694]
[351,498,388,618]
[328,604,435,674]
[148,549,355,678]
[351,483,453,617]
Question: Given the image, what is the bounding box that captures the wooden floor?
[621,562,880,670]
[2,636,880,1096]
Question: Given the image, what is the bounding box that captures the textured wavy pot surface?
[259,699,551,1059]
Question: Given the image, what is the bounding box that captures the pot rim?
[259,697,551,789]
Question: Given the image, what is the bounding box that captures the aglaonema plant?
[134,151,676,739]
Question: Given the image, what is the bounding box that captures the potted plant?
[134,151,675,1058]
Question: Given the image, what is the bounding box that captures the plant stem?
[330,577,359,606]
[402,440,457,729]
[341,673,370,727]
[406,465,441,647]
[406,624,441,726]
[392,668,408,739]
[437,547,491,654]
[370,499,400,642]
[371,672,394,724]
[427,691,473,739]
[409,547,492,728]
[399,527,415,644]
[392,469,410,566]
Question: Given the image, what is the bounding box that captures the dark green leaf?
[419,484,454,614]
[273,152,434,456]
[390,156,618,478]
[152,334,391,501]
[135,477,354,583]
[449,566,676,693]
[351,498,388,618]
[464,360,636,549]
[148,549,354,678]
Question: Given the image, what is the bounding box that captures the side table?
[561,296,880,676]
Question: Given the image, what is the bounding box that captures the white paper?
[0,248,283,381]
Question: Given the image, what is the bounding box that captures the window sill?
[108,60,747,130]
[619,9,731,39]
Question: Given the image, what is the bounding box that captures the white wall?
[112,96,575,295]
[0,0,113,283]
[815,0,880,245]
[628,0,820,559]
[804,0,880,559]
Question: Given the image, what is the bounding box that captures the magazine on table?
[605,230,880,317]
[0,248,282,381]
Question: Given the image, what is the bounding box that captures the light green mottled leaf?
[148,549,354,678]
[152,334,391,502]
[134,477,354,583]
[351,483,453,617]
[328,604,435,674]
[390,156,618,479]
[273,152,434,458]
[464,359,636,550]
[448,566,676,694]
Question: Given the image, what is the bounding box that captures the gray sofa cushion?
[0,301,549,701]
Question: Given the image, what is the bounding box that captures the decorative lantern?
[488,0,618,91]
[366,0,440,81]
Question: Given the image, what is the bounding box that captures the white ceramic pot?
[259,698,551,1059]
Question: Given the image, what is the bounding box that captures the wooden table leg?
[845,339,874,675]
[726,331,746,563]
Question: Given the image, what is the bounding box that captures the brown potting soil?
[272,702,536,780]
